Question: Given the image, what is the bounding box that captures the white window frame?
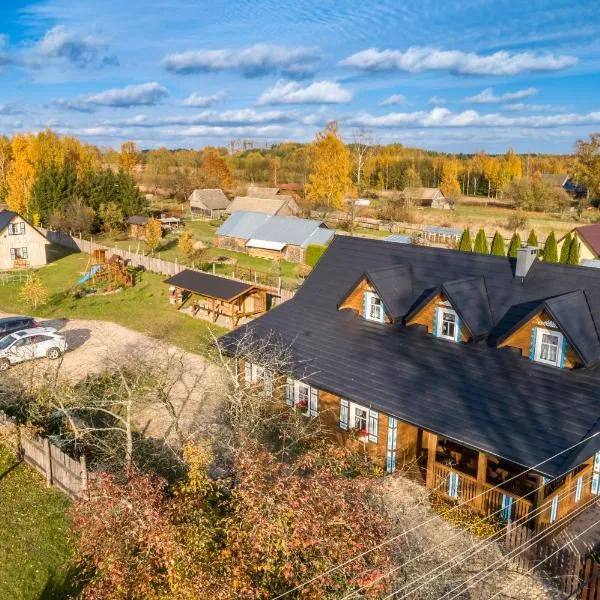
[364,291,384,323]
[437,308,459,341]
[10,247,28,260]
[534,327,563,367]
[285,378,318,417]
[244,361,273,396]
[341,400,378,443]
[8,222,25,235]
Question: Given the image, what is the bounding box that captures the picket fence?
[505,522,600,597]
[40,228,296,304]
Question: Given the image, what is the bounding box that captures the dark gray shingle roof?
[165,269,253,301]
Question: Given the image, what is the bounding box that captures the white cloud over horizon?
[339,47,577,76]
[257,80,352,105]
[162,44,320,78]
[182,91,227,107]
[380,94,406,106]
[464,86,539,104]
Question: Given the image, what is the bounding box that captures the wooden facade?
[0,213,49,270]
[339,277,394,324]
[406,291,472,341]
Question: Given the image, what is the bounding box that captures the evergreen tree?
[490,231,505,256]
[559,232,571,263]
[507,232,521,258]
[473,228,489,253]
[568,234,580,265]
[542,231,558,263]
[458,229,472,252]
[526,229,538,248]
[29,163,78,223]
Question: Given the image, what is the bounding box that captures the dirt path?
[0,312,228,445]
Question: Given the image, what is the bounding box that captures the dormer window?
[364,291,385,323]
[435,307,460,342]
[533,328,564,367]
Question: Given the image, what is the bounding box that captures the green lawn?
[2,250,227,355]
[0,446,74,600]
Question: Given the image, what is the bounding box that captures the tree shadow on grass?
[38,565,83,600]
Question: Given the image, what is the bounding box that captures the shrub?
[507,232,521,258]
[306,244,327,267]
[473,229,489,254]
[559,232,571,263]
[526,229,538,247]
[506,213,528,231]
[543,231,558,262]
[19,273,49,309]
[458,229,472,252]
[568,234,580,265]
[490,231,505,256]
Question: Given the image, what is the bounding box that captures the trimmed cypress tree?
[473,228,489,253]
[507,232,521,258]
[458,229,472,252]
[568,234,580,265]
[559,232,571,264]
[526,229,538,248]
[490,231,505,256]
[543,231,558,263]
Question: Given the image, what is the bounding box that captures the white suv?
[0,328,68,371]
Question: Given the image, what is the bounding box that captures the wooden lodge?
[222,237,600,532]
[165,269,268,329]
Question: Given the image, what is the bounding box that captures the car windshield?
[0,334,17,350]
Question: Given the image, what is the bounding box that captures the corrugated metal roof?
[216,211,271,239]
[386,234,412,244]
[246,239,287,251]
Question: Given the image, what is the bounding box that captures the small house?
[404,187,454,209]
[558,224,600,263]
[165,269,267,328]
[126,215,150,239]
[215,211,334,263]
[541,174,587,199]
[226,195,299,217]
[189,189,230,219]
[0,210,49,270]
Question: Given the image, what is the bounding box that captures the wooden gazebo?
[165,269,267,328]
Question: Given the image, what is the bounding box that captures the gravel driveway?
[0,312,228,446]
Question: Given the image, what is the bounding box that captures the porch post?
[425,432,438,489]
[532,474,546,530]
[474,452,488,513]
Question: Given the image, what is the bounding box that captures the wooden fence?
[40,228,296,304]
[505,522,600,597]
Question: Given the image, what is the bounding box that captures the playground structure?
[78,249,133,287]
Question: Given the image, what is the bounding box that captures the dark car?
[0,316,38,339]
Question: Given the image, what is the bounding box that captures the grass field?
[0,250,227,355]
[0,446,74,600]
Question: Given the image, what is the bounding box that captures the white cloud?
[54,82,169,111]
[380,94,406,106]
[0,103,22,115]
[464,86,538,104]
[182,91,226,107]
[162,44,320,78]
[339,47,577,76]
[35,25,118,67]
[427,96,446,105]
[101,108,296,128]
[257,80,352,105]
[347,107,600,129]
[500,103,560,112]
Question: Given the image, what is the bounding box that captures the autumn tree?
[145,218,163,255]
[351,128,373,190]
[490,231,505,256]
[0,135,11,204]
[7,134,36,214]
[99,202,124,236]
[200,147,233,189]
[305,122,353,212]
[440,157,461,199]
[543,231,558,263]
[118,141,140,173]
[19,273,49,309]
[177,231,195,259]
[574,133,600,202]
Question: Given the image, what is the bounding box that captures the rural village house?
[402,186,454,209]
[189,188,230,219]
[221,236,600,529]
[226,194,299,216]
[0,210,49,269]
[214,211,334,263]
[558,223,600,265]
[541,173,588,199]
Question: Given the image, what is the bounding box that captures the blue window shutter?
[550,495,559,523]
[363,292,368,319]
[285,378,294,406]
[433,307,439,337]
[455,316,461,342]
[386,417,398,474]
[381,302,386,323]
[309,387,318,417]
[529,327,538,361]
[575,476,583,502]
[448,472,459,498]
[368,410,379,443]
[560,336,568,368]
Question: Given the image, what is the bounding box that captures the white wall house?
[0,211,49,270]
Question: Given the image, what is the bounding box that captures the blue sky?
[1,0,599,153]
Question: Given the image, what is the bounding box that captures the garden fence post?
[44,437,52,487]
[80,455,88,498]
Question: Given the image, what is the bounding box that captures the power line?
[270,431,599,600]
[486,513,600,600]
[441,497,599,600]
[370,474,591,600]
[342,465,580,600]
